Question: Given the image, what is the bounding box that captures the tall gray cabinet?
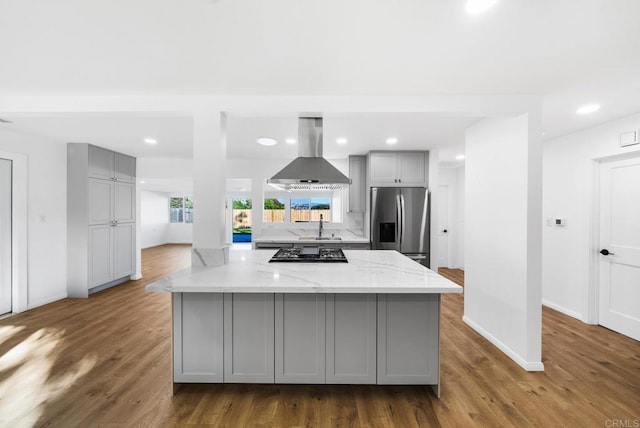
[67,144,136,297]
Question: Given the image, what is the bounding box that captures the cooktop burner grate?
[269,247,348,263]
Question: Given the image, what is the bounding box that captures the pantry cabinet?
[67,143,137,297]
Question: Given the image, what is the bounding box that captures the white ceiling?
[226,113,478,160]
[1,0,640,170]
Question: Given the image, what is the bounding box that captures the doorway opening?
[232,199,252,243]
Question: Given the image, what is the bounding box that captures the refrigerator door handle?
[395,193,402,250]
[400,193,406,249]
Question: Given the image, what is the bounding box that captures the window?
[291,197,331,222]
[263,192,337,223]
[170,197,193,223]
[264,198,285,223]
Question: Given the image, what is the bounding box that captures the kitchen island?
[146,249,462,396]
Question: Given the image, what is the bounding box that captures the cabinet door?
[114,153,136,183]
[397,152,426,186]
[88,179,112,225]
[348,155,366,212]
[369,152,399,186]
[224,293,275,383]
[377,294,439,385]
[88,146,114,180]
[275,294,325,383]
[326,294,377,384]
[112,223,135,279]
[114,182,135,223]
[173,293,224,383]
[88,225,112,287]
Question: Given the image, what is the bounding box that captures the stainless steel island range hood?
[267,117,352,190]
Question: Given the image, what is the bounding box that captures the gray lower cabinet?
[173,293,224,382]
[223,293,275,383]
[275,294,325,383]
[171,292,441,390]
[88,225,112,287]
[326,294,377,384]
[377,294,440,385]
[88,223,135,288]
[112,223,135,278]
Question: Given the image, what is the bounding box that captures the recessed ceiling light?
[336,138,348,145]
[455,155,465,160]
[144,138,157,144]
[386,137,398,145]
[465,0,498,14]
[576,103,600,115]
[285,138,296,144]
[257,137,278,146]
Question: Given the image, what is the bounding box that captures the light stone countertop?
[146,250,463,294]
[253,228,370,244]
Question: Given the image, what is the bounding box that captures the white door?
[0,159,11,314]
[437,184,450,268]
[598,156,640,341]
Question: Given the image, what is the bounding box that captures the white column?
[463,111,543,371]
[191,111,228,266]
[428,149,439,269]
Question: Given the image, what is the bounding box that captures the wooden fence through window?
[232,209,331,227]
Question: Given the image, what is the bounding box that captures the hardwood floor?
[0,245,638,427]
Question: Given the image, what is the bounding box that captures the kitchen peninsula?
[147,249,462,396]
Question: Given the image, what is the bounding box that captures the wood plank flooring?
[0,245,638,427]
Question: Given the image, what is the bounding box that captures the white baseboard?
[27,293,68,311]
[463,315,544,372]
[542,299,584,322]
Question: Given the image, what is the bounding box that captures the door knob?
[600,249,614,256]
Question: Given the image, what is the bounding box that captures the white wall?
[140,191,169,249]
[542,113,640,321]
[167,223,193,244]
[464,113,543,371]
[0,128,68,309]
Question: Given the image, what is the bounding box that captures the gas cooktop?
[269,246,348,263]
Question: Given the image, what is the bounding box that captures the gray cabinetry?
[326,294,377,384]
[377,294,439,386]
[88,178,112,225]
[114,181,135,223]
[173,293,224,382]
[67,143,136,297]
[88,225,112,287]
[275,294,325,383]
[112,222,135,279]
[171,292,442,391]
[369,151,427,187]
[88,145,136,183]
[348,155,366,212]
[224,293,275,383]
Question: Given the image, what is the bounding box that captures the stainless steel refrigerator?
[370,187,430,267]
